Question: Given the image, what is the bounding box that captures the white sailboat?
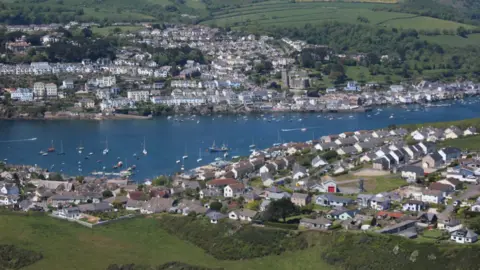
[249,137,256,148]
[57,140,65,155]
[182,145,188,159]
[77,141,84,154]
[142,137,148,155]
[103,137,109,155]
[197,148,202,163]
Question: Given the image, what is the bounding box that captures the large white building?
[151,96,205,106]
[33,82,45,99]
[10,88,33,102]
[127,90,150,102]
[45,83,58,97]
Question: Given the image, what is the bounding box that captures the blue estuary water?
[1,98,480,181]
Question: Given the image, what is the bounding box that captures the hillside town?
[1,23,480,118]
[2,121,480,244]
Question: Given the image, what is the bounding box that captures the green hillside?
[4,213,480,270]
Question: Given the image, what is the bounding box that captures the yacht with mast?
[77,141,84,154]
[196,148,202,163]
[103,137,109,155]
[57,140,65,155]
[142,137,148,156]
[47,140,55,152]
[209,141,229,152]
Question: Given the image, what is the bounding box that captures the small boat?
[197,120,200,124]
[389,114,394,119]
[97,160,102,163]
[89,152,93,156]
[249,138,256,148]
[176,160,181,164]
[117,161,123,167]
[57,140,65,155]
[214,157,222,161]
[209,141,229,152]
[181,165,185,171]
[39,151,46,155]
[142,137,148,156]
[47,140,55,152]
[224,152,229,158]
[103,137,109,155]
[301,128,307,132]
[232,155,240,159]
[77,141,84,154]
[197,148,202,163]
[182,155,188,159]
[42,152,48,156]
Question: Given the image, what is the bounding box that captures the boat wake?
[0,137,37,143]
[281,126,323,132]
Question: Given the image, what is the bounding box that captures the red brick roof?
[377,211,404,219]
[207,178,238,186]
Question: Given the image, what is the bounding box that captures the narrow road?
[444,184,480,215]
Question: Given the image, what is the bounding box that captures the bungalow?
[259,163,277,174]
[292,163,308,180]
[357,194,373,208]
[326,208,358,220]
[206,178,238,190]
[360,152,377,163]
[376,211,404,220]
[445,129,463,140]
[451,229,478,244]
[370,194,391,210]
[78,202,112,213]
[315,142,338,151]
[311,156,327,168]
[238,209,258,222]
[421,190,444,204]
[471,202,480,212]
[437,178,462,191]
[231,163,254,179]
[299,217,332,230]
[224,183,245,198]
[264,187,291,200]
[429,182,454,197]
[422,152,444,168]
[335,137,357,146]
[321,135,339,143]
[438,147,462,164]
[206,211,227,224]
[199,189,222,199]
[291,193,311,207]
[315,194,354,207]
[372,130,390,138]
[373,155,394,170]
[55,207,80,219]
[126,199,144,211]
[336,146,357,156]
[260,172,274,187]
[400,166,424,181]
[140,197,174,214]
[464,127,477,136]
[308,178,337,193]
[402,200,426,212]
[438,218,463,232]
[417,212,437,227]
[354,142,376,153]
[411,130,427,141]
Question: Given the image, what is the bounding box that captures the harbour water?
[1,98,480,181]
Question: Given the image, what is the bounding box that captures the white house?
[224,183,245,198]
[421,190,444,204]
[10,88,33,102]
[451,229,478,244]
[45,83,58,97]
[311,156,327,168]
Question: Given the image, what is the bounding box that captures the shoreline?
[0,95,475,121]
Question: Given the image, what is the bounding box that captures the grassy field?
[336,174,406,193]
[91,26,144,36]
[402,117,480,131]
[6,213,480,270]
[0,213,336,270]
[439,135,480,150]
[421,34,480,47]
[202,1,475,31]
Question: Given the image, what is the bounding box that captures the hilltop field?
[201,1,475,32]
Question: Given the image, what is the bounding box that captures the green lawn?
[0,213,336,270]
[92,26,144,36]
[402,117,480,131]
[439,135,480,150]
[421,34,480,48]
[336,174,406,193]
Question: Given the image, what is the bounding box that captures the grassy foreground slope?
[4,213,480,270]
[0,213,334,270]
